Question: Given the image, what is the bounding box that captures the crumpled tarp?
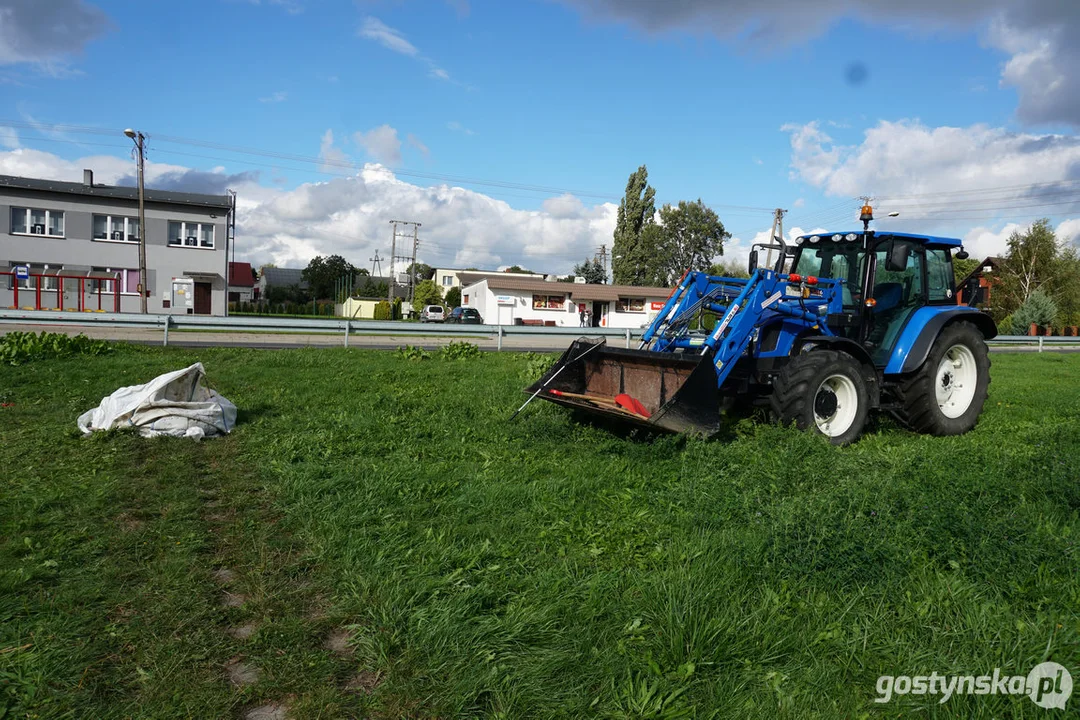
[77,362,237,439]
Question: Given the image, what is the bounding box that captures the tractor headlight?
[832,234,842,242]
[845,233,857,241]
[808,235,820,243]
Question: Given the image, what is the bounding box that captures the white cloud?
[317,129,350,172]
[558,1,1080,127]
[0,144,618,273]
[406,133,430,158]
[358,16,457,84]
[353,125,402,165]
[783,119,1080,213]
[447,121,476,136]
[259,90,288,103]
[357,17,419,56]
[1057,218,1080,247]
[0,126,18,149]
[793,197,805,208]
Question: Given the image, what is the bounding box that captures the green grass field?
[1,346,1078,718]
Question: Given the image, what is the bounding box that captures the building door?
[591,301,606,327]
[194,282,212,315]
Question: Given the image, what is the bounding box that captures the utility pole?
[370,251,383,278]
[764,208,786,271]
[595,244,608,283]
[388,220,421,316]
[410,223,419,305]
[124,129,148,314]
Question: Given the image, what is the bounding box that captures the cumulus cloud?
[0,0,110,72]
[318,129,350,172]
[354,125,402,165]
[0,145,618,273]
[558,0,1080,127]
[259,90,288,103]
[784,119,1080,216]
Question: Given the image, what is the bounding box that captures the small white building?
[432,267,547,292]
[461,275,673,329]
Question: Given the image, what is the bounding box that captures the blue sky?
[2,0,1079,271]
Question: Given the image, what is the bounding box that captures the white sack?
[77,362,237,438]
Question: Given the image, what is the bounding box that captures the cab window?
[926,248,954,303]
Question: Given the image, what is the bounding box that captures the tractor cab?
[789,230,965,365]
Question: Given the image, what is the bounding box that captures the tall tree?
[651,200,730,285]
[444,286,462,308]
[611,165,656,286]
[504,265,533,274]
[997,219,1080,320]
[411,279,444,314]
[406,262,434,284]
[302,255,357,300]
[573,257,606,284]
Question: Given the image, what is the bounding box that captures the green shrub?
[997,314,1013,335]
[1010,289,1058,334]
[517,351,556,379]
[374,301,393,321]
[0,331,112,366]
[439,341,481,360]
[396,345,430,361]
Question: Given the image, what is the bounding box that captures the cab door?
[867,239,925,365]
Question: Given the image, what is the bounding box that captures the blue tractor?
[524,205,996,444]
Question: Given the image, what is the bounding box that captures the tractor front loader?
[524,206,996,444]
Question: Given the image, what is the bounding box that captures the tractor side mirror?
[885,242,911,272]
[955,248,970,260]
[748,250,759,273]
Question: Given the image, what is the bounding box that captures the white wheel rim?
[814,374,858,437]
[936,344,977,418]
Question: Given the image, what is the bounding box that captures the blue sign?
[14,265,29,280]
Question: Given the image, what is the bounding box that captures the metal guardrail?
[1,309,1077,351]
[0,309,645,350]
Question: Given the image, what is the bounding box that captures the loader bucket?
[525,339,723,435]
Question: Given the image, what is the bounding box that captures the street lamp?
[124,128,149,314]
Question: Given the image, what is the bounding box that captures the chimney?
[83,169,93,186]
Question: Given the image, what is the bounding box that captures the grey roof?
[0,174,233,209]
[260,267,308,288]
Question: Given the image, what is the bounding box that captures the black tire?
[770,349,870,446]
[894,321,990,436]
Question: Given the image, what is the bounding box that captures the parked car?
[446,307,484,324]
[420,305,445,322]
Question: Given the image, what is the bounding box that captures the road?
[1,322,1076,354]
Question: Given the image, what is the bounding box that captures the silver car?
[421,305,445,322]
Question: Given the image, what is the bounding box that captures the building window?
[11,207,64,237]
[168,220,214,248]
[89,267,140,294]
[7,262,62,291]
[441,275,454,286]
[463,294,469,305]
[93,215,140,242]
[532,294,565,310]
[615,297,646,313]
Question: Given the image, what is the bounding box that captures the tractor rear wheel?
[771,350,870,445]
[895,321,990,435]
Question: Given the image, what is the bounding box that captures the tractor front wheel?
[771,350,870,445]
[895,321,990,435]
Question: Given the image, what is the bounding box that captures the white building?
[461,275,674,329]
[432,267,546,292]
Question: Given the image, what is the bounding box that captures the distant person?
[579,306,586,327]
[586,309,593,327]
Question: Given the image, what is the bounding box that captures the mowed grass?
[1,346,1078,718]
